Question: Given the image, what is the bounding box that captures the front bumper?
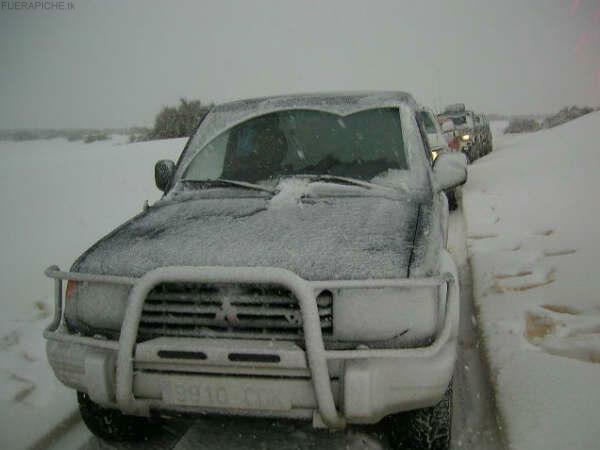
[44,252,459,428]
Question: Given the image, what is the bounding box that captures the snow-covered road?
[449,208,503,450]
[43,208,503,450]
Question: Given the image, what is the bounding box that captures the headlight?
[64,281,130,334]
[331,286,438,348]
[462,134,470,141]
[431,150,439,160]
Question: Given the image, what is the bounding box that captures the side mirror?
[155,160,175,192]
[433,152,467,191]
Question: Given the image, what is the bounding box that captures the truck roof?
[212,91,418,114]
[443,103,466,114]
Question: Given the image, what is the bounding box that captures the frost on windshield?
[175,92,416,177]
[182,108,408,184]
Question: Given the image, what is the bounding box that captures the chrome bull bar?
[44,259,456,429]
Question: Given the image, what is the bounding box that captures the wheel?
[462,148,472,164]
[469,144,477,162]
[385,385,452,450]
[446,189,458,211]
[77,391,160,442]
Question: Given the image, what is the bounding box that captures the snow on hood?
[73,189,431,281]
[268,178,310,210]
[266,177,405,209]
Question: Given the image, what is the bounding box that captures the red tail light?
[65,280,78,301]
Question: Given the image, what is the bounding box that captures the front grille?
[138,283,333,341]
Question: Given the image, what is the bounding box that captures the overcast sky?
[0,0,599,129]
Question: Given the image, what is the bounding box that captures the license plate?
[161,377,292,411]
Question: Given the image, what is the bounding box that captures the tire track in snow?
[449,207,504,450]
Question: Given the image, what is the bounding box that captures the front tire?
[446,189,458,211]
[385,385,452,450]
[77,391,160,442]
[462,148,472,164]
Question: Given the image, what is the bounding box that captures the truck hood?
[73,191,432,281]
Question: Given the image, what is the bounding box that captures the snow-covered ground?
[463,114,600,449]
[0,136,185,449]
[489,120,508,138]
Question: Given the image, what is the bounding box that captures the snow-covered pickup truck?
[44,92,466,448]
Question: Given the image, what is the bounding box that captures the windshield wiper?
[294,174,386,190]
[182,178,277,194]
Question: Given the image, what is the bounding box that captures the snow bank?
[489,120,508,139]
[463,112,600,449]
[0,136,185,449]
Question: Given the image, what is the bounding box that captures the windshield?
[183,108,408,184]
[450,115,467,126]
[419,111,438,134]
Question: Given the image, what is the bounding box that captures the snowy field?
[0,136,186,449]
[463,113,600,449]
